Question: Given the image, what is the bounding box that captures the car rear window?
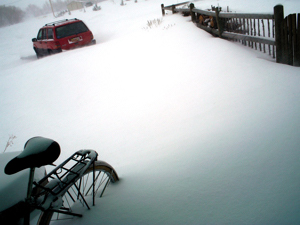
[55,21,89,39]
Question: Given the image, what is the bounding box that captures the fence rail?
[219,13,274,19]
[161,2,300,66]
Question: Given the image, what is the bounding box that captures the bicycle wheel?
[37,160,119,225]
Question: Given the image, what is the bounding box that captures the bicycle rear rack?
[33,150,100,217]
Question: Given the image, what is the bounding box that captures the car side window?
[42,29,47,40]
[47,28,54,39]
[37,29,47,40]
[37,29,43,40]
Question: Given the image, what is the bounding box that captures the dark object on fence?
[161,2,300,67]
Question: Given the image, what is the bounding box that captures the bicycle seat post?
[24,167,35,225]
[26,167,35,200]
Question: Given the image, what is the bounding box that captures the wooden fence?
[161,3,300,66]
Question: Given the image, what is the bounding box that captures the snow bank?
[1,0,300,224]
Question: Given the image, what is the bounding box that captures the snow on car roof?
[44,18,80,27]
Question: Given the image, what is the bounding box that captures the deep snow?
[1,0,300,224]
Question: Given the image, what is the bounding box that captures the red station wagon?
[32,18,96,58]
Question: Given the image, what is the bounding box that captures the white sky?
[1,0,77,9]
[1,0,45,8]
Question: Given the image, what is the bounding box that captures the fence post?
[190,3,196,22]
[294,14,300,66]
[287,15,294,65]
[274,5,284,63]
[172,5,175,14]
[161,4,165,16]
[215,7,223,38]
[291,14,297,66]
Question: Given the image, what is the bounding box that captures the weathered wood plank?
[287,14,294,65]
[191,9,274,19]
[282,17,289,64]
[221,32,276,45]
[196,23,219,36]
[295,13,300,66]
[174,8,190,13]
[163,1,190,9]
[291,14,297,66]
[192,8,216,17]
[219,12,274,19]
[274,5,284,63]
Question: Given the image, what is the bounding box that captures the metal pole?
[49,0,57,18]
[93,161,95,206]
[100,170,112,198]
[26,168,35,200]
[24,167,35,225]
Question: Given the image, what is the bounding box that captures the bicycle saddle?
[4,137,60,175]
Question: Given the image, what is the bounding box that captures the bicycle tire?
[37,160,119,225]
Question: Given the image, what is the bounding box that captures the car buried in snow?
[32,18,96,58]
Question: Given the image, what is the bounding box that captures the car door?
[46,28,54,50]
[36,28,47,54]
[34,29,43,51]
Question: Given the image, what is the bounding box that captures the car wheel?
[34,48,42,59]
[48,49,62,55]
[47,49,53,55]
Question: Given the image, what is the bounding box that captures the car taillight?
[90,33,94,40]
[53,41,61,49]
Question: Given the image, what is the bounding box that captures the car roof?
[43,18,81,27]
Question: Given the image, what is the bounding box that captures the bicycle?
[0,136,119,225]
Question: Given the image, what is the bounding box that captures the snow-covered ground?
[1,0,300,224]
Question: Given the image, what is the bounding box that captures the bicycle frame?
[2,137,118,225]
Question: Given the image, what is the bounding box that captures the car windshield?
[55,21,89,39]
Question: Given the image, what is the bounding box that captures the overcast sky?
[1,0,46,9]
[1,0,76,9]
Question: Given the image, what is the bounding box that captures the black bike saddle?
[4,137,60,175]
